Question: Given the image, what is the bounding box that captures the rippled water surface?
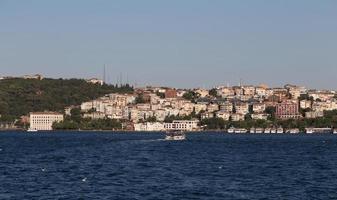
[1,132,337,200]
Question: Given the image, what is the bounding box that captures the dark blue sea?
[1,132,337,200]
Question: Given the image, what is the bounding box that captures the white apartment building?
[253,103,266,113]
[153,109,169,122]
[194,104,207,114]
[134,122,165,131]
[308,91,335,101]
[305,111,324,119]
[242,86,256,96]
[83,112,106,119]
[312,101,337,112]
[235,102,249,115]
[300,100,312,109]
[201,112,214,120]
[219,102,233,113]
[164,120,199,131]
[251,113,269,120]
[86,78,103,85]
[207,104,219,112]
[255,87,267,97]
[231,113,245,121]
[81,101,95,111]
[216,111,231,121]
[29,112,64,131]
[217,87,235,98]
[194,89,209,98]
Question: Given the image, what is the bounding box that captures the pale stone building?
[134,122,165,131]
[231,113,245,121]
[216,111,231,121]
[29,112,64,131]
[234,102,249,115]
[164,120,199,131]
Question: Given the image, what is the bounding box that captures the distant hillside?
[0,78,133,121]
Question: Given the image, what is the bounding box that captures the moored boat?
[306,128,332,134]
[264,128,271,134]
[234,128,248,134]
[276,128,284,134]
[27,128,38,133]
[289,128,300,134]
[333,129,337,134]
[255,128,264,134]
[227,127,235,134]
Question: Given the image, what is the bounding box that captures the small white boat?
[255,128,264,134]
[306,128,332,134]
[250,128,256,134]
[333,129,337,134]
[165,131,186,141]
[306,128,314,134]
[27,128,38,132]
[277,128,284,134]
[264,128,271,134]
[289,129,300,134]
[227,128,235,134]
[234,129,248,134]
[270,128,277,134]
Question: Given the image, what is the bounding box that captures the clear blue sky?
[1,0,337,89]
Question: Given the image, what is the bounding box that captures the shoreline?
[1,129,337,135]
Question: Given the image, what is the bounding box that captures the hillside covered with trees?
[0,78,133,122]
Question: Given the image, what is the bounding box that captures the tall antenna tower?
[103,64,106,84]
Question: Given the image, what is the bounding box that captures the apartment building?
[242,85,255,96]
[231,113,245,121]
[276,101,301,119]
[219,102,233,113]
[235,102,249,115]
[300,100,312,109]
[216,111,231,121]
[252,103,266,113]
[251,113,269,120]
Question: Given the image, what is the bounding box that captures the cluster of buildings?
[1,74,44,80]
[27,83,337,131]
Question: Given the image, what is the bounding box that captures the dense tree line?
[52,108,122,130]
[53,118,122,130]
[201,110,337,131]
[0,78,133,122]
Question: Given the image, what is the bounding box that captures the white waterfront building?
[134,122,165,131]
[164,120,199,131]
[29,112,64,131]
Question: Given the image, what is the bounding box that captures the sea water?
[1,132,337,199]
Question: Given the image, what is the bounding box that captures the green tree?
[146,116,157,122]
[135,94,146,104]
[265,106,276,121]
[70,108,82,123]
[183,91,200,102]
[209,88,218,97]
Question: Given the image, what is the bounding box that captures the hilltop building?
[23,74,44,80]
[165,89,177,99]
[86,78,104,85]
